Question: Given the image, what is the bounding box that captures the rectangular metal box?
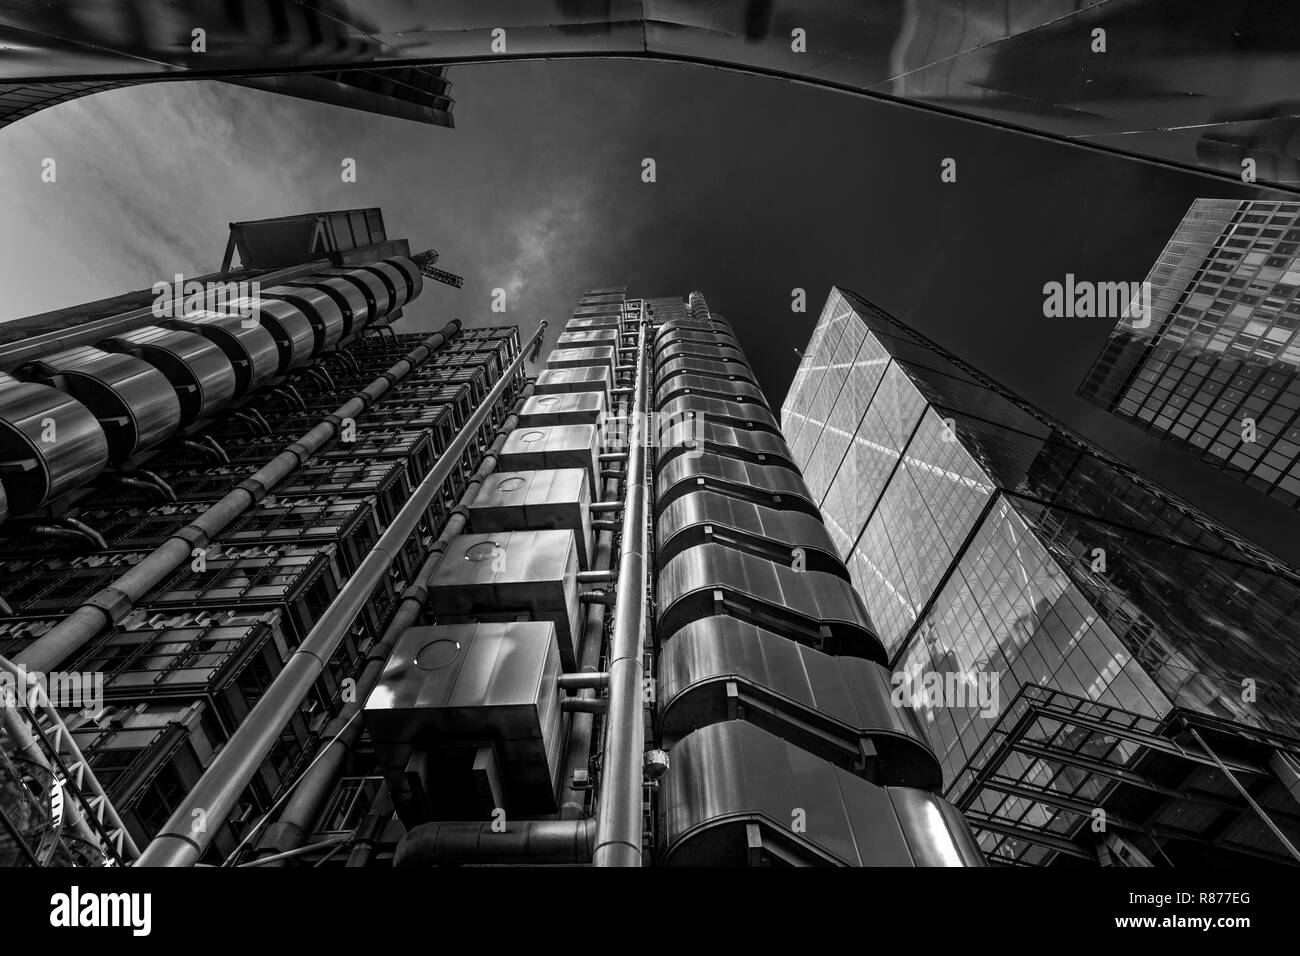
[468,469,594,569]
[498,424,602,502]
[556,329,619,347]
[567,314,621,329]
[534,365,612,412]
[517,391,606,429]
[363,620,563,819]
[546,344,615,374]
[427,530,581,669]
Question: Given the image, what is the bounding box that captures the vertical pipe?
[592,311,650,867]
[250,381,538,862]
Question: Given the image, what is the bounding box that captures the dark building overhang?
[1,2,1299,189]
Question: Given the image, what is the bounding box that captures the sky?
[0,55,1289,547]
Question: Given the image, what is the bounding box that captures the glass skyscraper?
[784,287,1300,866]
[1081,198,1300,509]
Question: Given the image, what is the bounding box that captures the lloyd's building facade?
[0,252,982,866]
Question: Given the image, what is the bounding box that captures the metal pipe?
[394,818,596,867]
[135,470,177,502]
[562,698,607,715]
[179,438,227,465]
[237,833,350,867]
[60,516,110,550]
[558,672,609,691]
[249,380,539,863]
[575,569,616,585]
[559,471,620,818]
[230,409,271,435]
[137,322,544,866]
[592,314,651,867]
[14,320,462,676]
[579,590,616,606]
[24,523,107,551]
[588,501,622,514]
[113,475,171,501]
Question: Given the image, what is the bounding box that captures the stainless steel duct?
[12,320,463,676]
[591,311,651,867]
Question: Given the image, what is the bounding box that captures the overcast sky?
[0,55,1289,550]
[0,56,1267,405]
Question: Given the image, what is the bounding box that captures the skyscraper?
[0,208,523,866]
[1,278,984,868]
[1081,198,1300,511]
[784,287,1300,866]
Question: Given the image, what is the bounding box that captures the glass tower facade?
[1081,198,1300,509]
[784,287,1300,865]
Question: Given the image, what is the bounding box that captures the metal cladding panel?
[498,425,601,502]
[657,374,768,409]
[656,490,845,576]
[546,345,616,373]
[657,328,741,351]
[468,469,593,570]
[290,276,370,334]
[102,326,237,424]
[428,530,581,669]
[658,420,796,471]
[656,452,818,516]
[364,621,560,741]
[534,366,612,410]
[656,544,884,660]
[228,297,317,370]
[388,256,424,302]
[365,260,413,310]
[556,329,619,347]
[167,311,280,394]
[0,374,107,513]
[656,340,747,368]
[887,787,988,867]
[516,391,606,428]
[327,267,393,320]
[657,355,755,387]
[659,319,732,337]
[566,315,622,330]
[660,723,983,867]
[657,617,940,788]
[659,394,778,434]
[21,346,181,462]
[363,621,563,816]
[263,285,345,351]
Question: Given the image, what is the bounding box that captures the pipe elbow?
[394,817,596,867]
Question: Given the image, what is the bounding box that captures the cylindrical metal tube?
[394,818,597,867]
[557,672,610,691]
[137,322,546,867]
[592,313,651,867]
[14,321,461,674]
